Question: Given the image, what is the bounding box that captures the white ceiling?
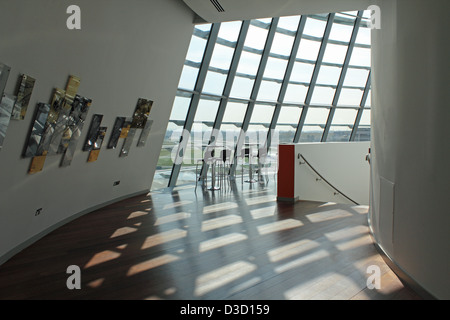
[182,0,373,23]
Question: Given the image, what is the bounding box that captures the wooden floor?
[0,179,422,300]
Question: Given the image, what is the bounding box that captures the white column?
[370,0,450,299]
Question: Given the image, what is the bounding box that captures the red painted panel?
[277,144,295,199]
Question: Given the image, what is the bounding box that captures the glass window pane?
[323,44,348,64]
[218,21,242,42]
[178,66,199,91]
[297,39,321,61]
[327,125,352,142]
[203,71,227,95]
[300,107,329,143]
[244,24,269,50]
[221,101,247,126]
[356,26,371,45]
[249,104,275,125]
[271,32,295,56]
[193,98,220,124]
[291,62,314,83]
[365,90,371,107]
[277,106,302,124]
[338,88,363,106]
[303,107,329,125]
[195,24,212,33]
[277,15,301,32]
[284,83,308,103]
[257,81,281,102]
[303,17,326,38]
[300,126,323,142]
[209,43,235,70]
[350,47,371,67]
[263,57,288,80]
[220,101,247,147]
[332,108,357,125]
[359,108,371,126]
[354,125,371,141]
[170,96,191,121]
[329,22,354,43]
[247,104,275,146]
[236,51,262,75]
[343,68,370,87]
[310,86,336,105]
[185,35,208,63]
[316,65,342,86]
[229,76,255,99]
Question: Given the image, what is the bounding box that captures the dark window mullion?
[230,17,279,175]
[322,10,364,142]
[266,15,307,150]
[293,13,336,143]
[168,23,221,188]
[350,71,371,141]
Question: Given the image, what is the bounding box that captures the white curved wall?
[0,0,194,264]
[370,0,450,299]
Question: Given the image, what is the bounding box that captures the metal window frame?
[229,17,280,176]
[168,23,221,188]
[293,13,336,143]
[321,10,364,142]
[265,15,307,151]
[160,10,373,189]
[350,70,371,141]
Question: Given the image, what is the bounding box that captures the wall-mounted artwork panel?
[60,96,92,167]
[119,127,137,157]
[0,93,16,150]
[23,103,50,158]
[137,119,153,147]
[88,126,107,162]
[120,118,132,139]
[107,117,125,149]
[82,114,103,152]
[65,75,81,99]
[28,155,47,174]
[47,98,72,155]
[11,74,35,120]
[0,63,11,99]
[35,89,66,156]
[131,98,153,129]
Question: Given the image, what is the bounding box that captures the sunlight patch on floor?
[154,212,191,226]
[84,250,121,268]
[201,215,243,232]
[141,229,188,250]
[163,200,193,210]
[194,261,257,297]
[199,233,248,253]
[267,239,320,263]
[250,206,276,219]
[274,249,329,274]
[110,227,137,239]
[202,202,239,214]
[305,209,353,223]
[127,254,180,276]
[257,219,303,235]
[324,225,368,242]
[127,211,149,219]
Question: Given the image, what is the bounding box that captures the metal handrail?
[299,154,360,205]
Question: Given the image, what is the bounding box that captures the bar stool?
[195,147,217,190]
[256,147,269,184]
[239,147,251,183]
[217,148,232,189]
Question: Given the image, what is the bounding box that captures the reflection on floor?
[0,179,422,300]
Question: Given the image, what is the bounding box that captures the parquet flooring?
[0,180,422,300]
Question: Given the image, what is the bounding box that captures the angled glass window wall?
[152,9,372,190]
